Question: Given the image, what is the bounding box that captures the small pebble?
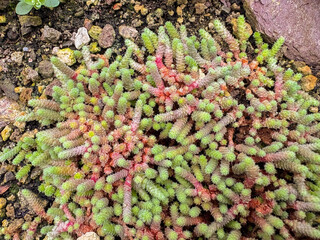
[0,198,6,209]
[301,75,318,91]
[195,3,207,14]
[0,16,6,24]
[74,27,90,49]
[98,24,115,48]
[38,60,54,78]
[57,48,76,66]
[11,52,24,65]
[41,25,61,43]
[141,7,148,16]
[5,204,14,218]
[119,25,138,39]
[1,126,12,141]
[77,232,100,240]
[88,25,102,40]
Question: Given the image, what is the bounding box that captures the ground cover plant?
[1,15,320,239]
[15,0,60,15]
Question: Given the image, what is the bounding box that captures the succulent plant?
[2,16,320,239]
[15,0,60,15]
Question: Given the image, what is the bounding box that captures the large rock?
[243,0,320,69]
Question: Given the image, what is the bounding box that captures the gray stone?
[74,27,90,49]
[243,0,320,69]
[98,24,115,48]
[38,60,54,78]
[41,25,61,43]
[3,171,15,184]
[0,80,18,101]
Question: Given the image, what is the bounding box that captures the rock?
[74,8,84,17]
[155,8,164,18]
[98,24,115,48]
[38,60,54,78]
[77,232,100,240]
[243,0,320,69]
[119,25,138,39]
[74,27,90,49]
[0,97,21,128]
[89,42,101,53]
[195,3,207,14]
[3,171,15,183]
[167,0,176,6]
[298,65,312,76]
[84,19,93,31]
[30,167,42,179]
[19,15,42,27]
[147,13,155,25]
[1,126,12,141]
[301,75,318,91]
[7,26,19,41]
[176,6,183,16]
[0,16,6,24]
[5,218,23,235]
[11,52,24,65]
[21,66,40,85]
[141,7,148,16]
[132,19,143,28]
[0,198,6,209]
[19,87,32,103]
[88,25,102,40]
[18,16,42,36]
[231,3,240,11]
[134,4,142,12]
[57,48,76,66]
[41,25,61,43]
[0,79,18,101]
[44,79,61,96]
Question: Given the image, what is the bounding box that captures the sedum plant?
[15,0,60,15]
[2,15,320,239]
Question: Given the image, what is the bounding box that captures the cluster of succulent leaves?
[15,0,60,15]
[2,15,320,240]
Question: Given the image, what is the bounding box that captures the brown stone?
[195,3,207,14]
[301,75,318,91]
[5,204,14,218]
[297,66,312,76]
[21,66,40,85]
[119,25,138,39]
[0,97,22,128]
[98,24,115,48]
[243,0,320,69]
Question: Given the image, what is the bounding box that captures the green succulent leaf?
[44,0,60,8]
[15,1,34,15]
